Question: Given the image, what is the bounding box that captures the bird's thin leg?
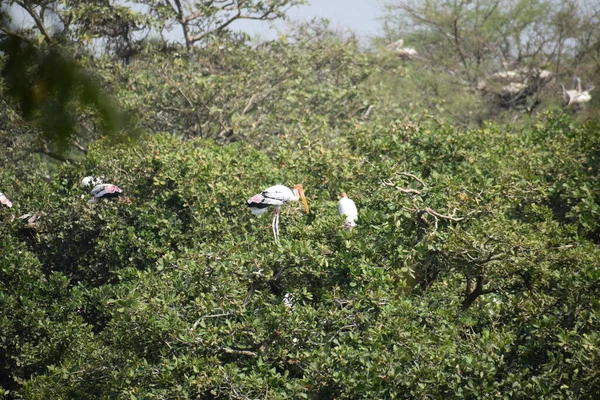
[272,209,280,243]
[272,208,280,243]
[275,211,280,242]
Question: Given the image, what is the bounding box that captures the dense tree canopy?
[2,111,600,398]
[1,0,600,398]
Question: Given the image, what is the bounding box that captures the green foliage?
[2,110,600,398]
[0,36,133,157]
[95,24,373,150]
[1,2,600,398]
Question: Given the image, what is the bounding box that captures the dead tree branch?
[221,347,257,357]
[397,171,426,187]
[381,179,422,195]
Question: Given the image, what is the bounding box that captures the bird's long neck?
[291,189,300,201]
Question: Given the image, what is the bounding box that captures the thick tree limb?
[462,275,485,310]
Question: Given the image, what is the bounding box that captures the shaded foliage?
[1,37,132,152]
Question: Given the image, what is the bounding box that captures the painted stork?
[88,183,123,204]
[247,184,309,242]
[0,192,12,208]
[338,192,358,229]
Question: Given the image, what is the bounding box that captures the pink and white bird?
[0,192,12,208]
[247,184,309,242]
[88,183,123,205]
[338,192,358,229]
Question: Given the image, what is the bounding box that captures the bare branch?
[361,105,375,120]
[160,71,204,128]
[0,25,30,41]
[381,179,422,195]
[33,148,73,163]
[71,138,88,154]
[241,94,257,115]
[328,324,357,342]
[14,0,54,43]
[422,207,476,221]
[397,171,426,187]
[221,347,257,357]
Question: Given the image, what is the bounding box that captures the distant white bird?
[0,192,12,208]
[562,77,594,106]
[88,183,123,204]
[338,192,358,229]
[80,176,104,189]
[283,292,295,311]
[385,39,418,59]
[247,184,309,242]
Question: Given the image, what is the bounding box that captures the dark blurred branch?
[33,148,74,163]
[0,25,29,41]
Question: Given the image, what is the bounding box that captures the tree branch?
[14,0,54,44]
[71,138,88,154]
[462,274,485,310]
[397,171,426,187]
[422,207,475,221]
[381,179,422,195]
[33,148,73,163]
[0,25,30,41]
[221,347,257,357]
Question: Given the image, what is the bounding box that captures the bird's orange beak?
[295,184,309,214]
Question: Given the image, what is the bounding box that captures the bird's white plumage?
[88,183,123,204]
[247,185,302,215]
[81,176,103,189]
[91,183,122,198]
[249,203,270,216]
[260,185,299,205]
[562,78,594,106]
[247,184,308,243]
[0,192,12,208]
[283,292,295,311]
[338,193,358,228]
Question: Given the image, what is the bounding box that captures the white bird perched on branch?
[0,192,13,208]
[247,184,309,243]
[283,292,295,311]
[338,192,358,229]
[88,183,123,205]
[561,77,594,106]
